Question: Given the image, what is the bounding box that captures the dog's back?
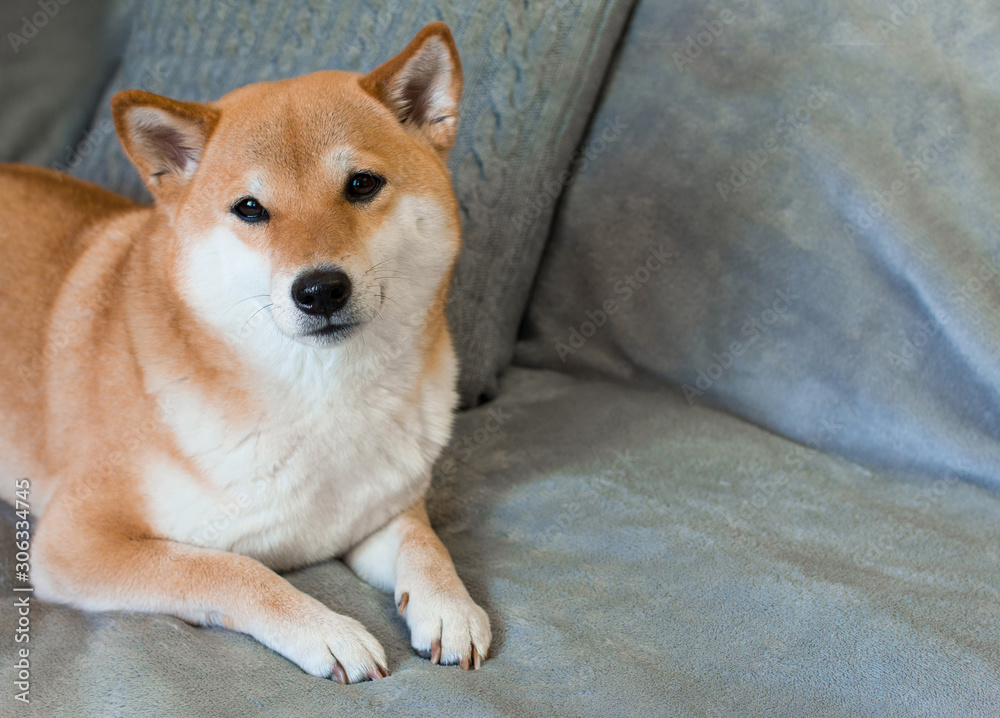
[0,165,140,506]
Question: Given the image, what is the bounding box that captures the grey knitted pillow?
[69,0,636,406]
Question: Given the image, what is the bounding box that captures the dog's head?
[112,23,462,352]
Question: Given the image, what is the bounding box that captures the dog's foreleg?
[31,489,388,683]
[345,498,491,669]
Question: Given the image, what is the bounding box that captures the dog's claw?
[368,664,389,681]
[460,652,470,670]
[332,660,349,685]
[473,645,482,670]
[398,592,409,615]
[431,639,442,665]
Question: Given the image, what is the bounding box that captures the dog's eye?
[346,172,383,202]
[232,197,269,222]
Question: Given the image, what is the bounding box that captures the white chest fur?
[143,334,456,570]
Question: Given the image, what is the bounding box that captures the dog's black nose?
[291,268,352,316]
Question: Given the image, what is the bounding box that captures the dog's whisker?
[223,294,271,319]
[240,303,273,337]
[363,257,404,276]
[382,295,404,313]
[370,274,420,286]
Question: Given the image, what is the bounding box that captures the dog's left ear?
[360,22,463,154]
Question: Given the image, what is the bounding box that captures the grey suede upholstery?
[516,0,1000,487]
[1,1,999,716]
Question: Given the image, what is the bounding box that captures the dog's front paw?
[396,584,491,669]
[267,608,389,683]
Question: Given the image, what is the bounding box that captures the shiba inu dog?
[0,23,491,683]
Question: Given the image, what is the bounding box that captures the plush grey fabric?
[0,0,132,167]
[2,367,998,716]
[62,0,637,407]
[516,0,1000,487]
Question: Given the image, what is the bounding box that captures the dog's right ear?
[111,90,220,203]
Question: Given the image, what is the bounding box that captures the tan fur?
[0,23,490,682]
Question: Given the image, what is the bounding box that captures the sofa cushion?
[65,0,637,407]
[3,367,998,714]
[516,0,1000,485]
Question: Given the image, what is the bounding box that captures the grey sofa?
[2,1,999,716]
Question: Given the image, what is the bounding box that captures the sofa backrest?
[516,0,1000,486]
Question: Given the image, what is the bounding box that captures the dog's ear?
[111,90,220,202]
[360,22,463,154]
